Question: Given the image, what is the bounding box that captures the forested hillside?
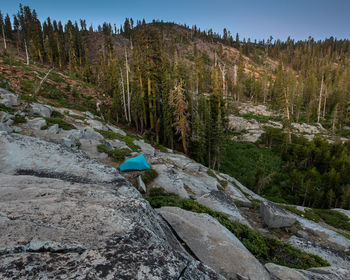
[1,4,350,209]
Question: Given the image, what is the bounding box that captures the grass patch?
[207,169,217,178]
[11,114,26,124]
[97,144,130,161]
[69,114,86,120]
[146,189,329,269]
[95,129,140,152]
[281,206,350,231]
[51,110,64,119]
[0,103,15,114]
[44,117,76,130]
[142,169,158,184]
[337,231,350,240]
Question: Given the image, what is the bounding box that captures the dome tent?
[119,153,150,171]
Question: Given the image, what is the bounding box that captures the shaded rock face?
[0,133,225,279]
[260,201,296,228]
[196,190,251,226]
[158,207,270,280]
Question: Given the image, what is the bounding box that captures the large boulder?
[26,117,47,130]
[30,103,52,118]
[158,207,270,280]
[196,190,251,226]
[0,88,20,107]
[150,164,219,199]
[260,201,296,228]
[265,263,307,280]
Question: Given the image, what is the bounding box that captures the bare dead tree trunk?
[323,88,328,118]
[125,48,131,122]
[219,63,227,107]
[35,68,53,95]
[317,75,324,123]
[120,68,128,122]
[2,25,6,50]
[24,40,29,65]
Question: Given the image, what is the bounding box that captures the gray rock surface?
[133,139,155,156]
[287,235,350,269]
[260,201,296,228]
[0,131,137,191]
[0,88,20,107]
[151,164,219,199]
[158,207,270,280]
[0,174,224,279]
[265,263,350,280]
[26,117,46,130]
[0,123,13,133]
[265,263,307,280]
[137,175,147,193]
[197,190,251,226]
[0,133,225,279]
[30,103,52,118]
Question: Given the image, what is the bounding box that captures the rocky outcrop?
[238,103,276,117]
[265,263,350,280]
[0,174,224,279]
[196,190,251,226]
[158,207,270,280]
[287,236,350,269]
[260,201,296,228]
[30,103,52,118]
[0,132,225,279]
[150,163,219,199]
[0,88,20,107]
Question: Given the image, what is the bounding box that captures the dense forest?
[1,5,350,209]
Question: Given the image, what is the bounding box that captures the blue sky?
[1,0,349,41]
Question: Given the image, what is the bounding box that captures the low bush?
[142,169,158,184]
[44,117,76,130]
[97,144,130,161]
[95,129,140,152]
[0,103,15,114]
[11,114,26,124]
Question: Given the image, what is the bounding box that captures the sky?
[1,0,350,42]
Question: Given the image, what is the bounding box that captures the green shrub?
[11,114,26,124]
[95,129,140,152]
[97,144,130,161]
[207,169,217,178]
[142,169,159,184]
[44,117,76,130]
[51,110,64,119]
[146,191,329,269]
[0,103,15,114]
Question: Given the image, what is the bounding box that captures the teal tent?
[119,154,150,171]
